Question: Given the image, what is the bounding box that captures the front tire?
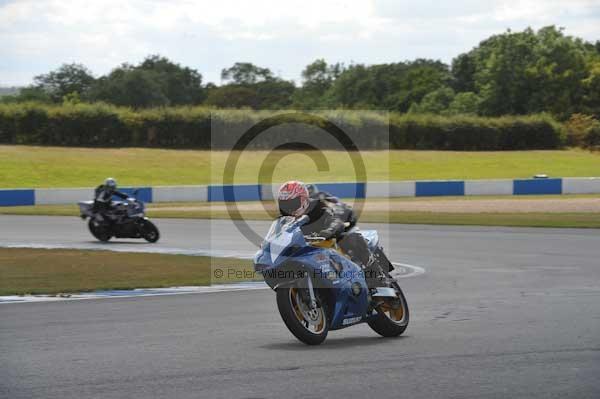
[141,220,160,243]
[368,284,409,337]
[276,286,329,345]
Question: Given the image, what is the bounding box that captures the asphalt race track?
[1,215,599,398]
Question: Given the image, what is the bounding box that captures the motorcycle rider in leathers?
[277,181,382,288]
[93,177,129,214]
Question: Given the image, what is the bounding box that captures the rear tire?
[276,286,329,345]
[141,220,160,243]
[88,219,111,242]
[368,285,409,337]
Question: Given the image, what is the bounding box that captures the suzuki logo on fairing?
[342,316,362,326]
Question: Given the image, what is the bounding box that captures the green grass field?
[2,196,599,228]
[1,145,598,228]
[0,248,255,296]
[1,145,599,188]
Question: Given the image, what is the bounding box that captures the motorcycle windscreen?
[262,216,295,243]
[261,216,302,264]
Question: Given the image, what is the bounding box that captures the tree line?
[2,26,600,121]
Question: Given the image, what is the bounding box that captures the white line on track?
[0,243,425,304]
[0,283,268,304]
[0,242,257,258]
[391,262,426,279]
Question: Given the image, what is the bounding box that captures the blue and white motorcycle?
[254,215,409,345]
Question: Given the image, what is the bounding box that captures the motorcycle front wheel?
[140,220,160,243]
[276,285,329,345]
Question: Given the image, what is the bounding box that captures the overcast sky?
[1,0,599,86]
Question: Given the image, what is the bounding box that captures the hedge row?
[389,113,565,150]
[0,103,566,150]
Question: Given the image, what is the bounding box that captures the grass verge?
[383,212,600,228]
[1,146,600,188]
[1,196,598,228]
[0,248,255,296]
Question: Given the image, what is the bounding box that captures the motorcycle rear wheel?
[276,285,329,345]
[88,219,111,242]
[367,284,409,337]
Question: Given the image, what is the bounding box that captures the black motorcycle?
[78,192,160,243]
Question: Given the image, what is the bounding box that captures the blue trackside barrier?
[115,187,153,203]
[317,182,366,199]
[0,189,35,206]
[208,184,262,202]
[415,181,465,197]
[2,178,600,206]
[513,178,562,195]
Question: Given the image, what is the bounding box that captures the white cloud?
[0,0,598,86]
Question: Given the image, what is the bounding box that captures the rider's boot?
[338,232,394,290]
[363,256,387,290]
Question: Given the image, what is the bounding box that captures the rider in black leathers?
[93,177,129,214]
[303,185,368,266]
[279,182,369,268]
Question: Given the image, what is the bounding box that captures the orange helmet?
[277,181,310,217]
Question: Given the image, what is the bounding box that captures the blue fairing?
[254,216,373,330]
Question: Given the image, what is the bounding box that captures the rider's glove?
[319,229,334,239]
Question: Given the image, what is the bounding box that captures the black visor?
[279,197,302,216]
